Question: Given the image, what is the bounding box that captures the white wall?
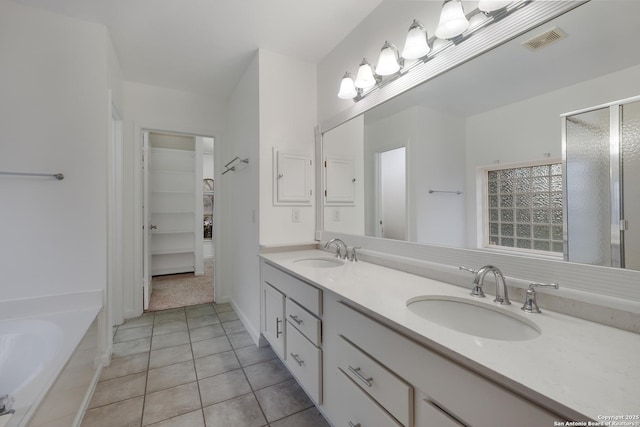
[0,1,109,300]
[323,115,365,235]
[364,106,466,246]
[464,63,640,247]
[122,81,227,317]
[258,50,317,246]
[221,52,261,340]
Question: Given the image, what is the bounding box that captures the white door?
[142,131,152,310]
[376,147,407,240]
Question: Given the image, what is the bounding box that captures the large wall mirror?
[322,0,640,271]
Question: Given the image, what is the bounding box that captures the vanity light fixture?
[354,58,377,89]
[402,20,431,60]
[376,41,403,76]
[337,0,532,102]
[337,72,358,99]
[435,0,469,40]
[478,0,513,13]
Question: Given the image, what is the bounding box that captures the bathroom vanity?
[259,249,640,427]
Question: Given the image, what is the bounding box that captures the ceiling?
[366,0,640,121]
[10,0,384,99]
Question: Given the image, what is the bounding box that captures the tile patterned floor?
[81,303,330,427]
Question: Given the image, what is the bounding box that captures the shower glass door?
[564,96,640,270]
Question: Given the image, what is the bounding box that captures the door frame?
[374,145,408,240]
[133,123,217,316]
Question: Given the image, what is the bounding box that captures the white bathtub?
[0,292,102,427]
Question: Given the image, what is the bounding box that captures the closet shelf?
[152,247,195,255]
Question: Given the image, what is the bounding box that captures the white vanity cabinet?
[323,293,561,427]
[260,261,323,404]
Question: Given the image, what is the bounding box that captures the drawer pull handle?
[348,366,373,387]
[289,314,303,325]
[290,353,305,366]
[348,422,361,427]
[276,318,283,338]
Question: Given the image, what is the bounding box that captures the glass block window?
[487,163,563,253]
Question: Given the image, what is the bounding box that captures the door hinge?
[324,160,327,167]
[324,190,327,197]
[620,219,628,231]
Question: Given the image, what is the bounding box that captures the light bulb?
[337,72,357,99]
[402,20,430,60]
[478,0,512,13]
[354,59,376,89]
[435,0,469,40]
[375,41,401,76]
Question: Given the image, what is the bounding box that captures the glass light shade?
[354,59,376,89]
[468,12,486,30]
[337,73,358,99]
[375,42,401,76]
[435,0,469,39]
[431,37,450,52]
[402,20,430,60]
[478,0,512,12]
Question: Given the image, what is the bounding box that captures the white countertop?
[260,249,640,422]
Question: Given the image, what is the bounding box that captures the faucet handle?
[521,282,559,313]
[349,246,361,262]
[459,266,477,275]
[459,266,485,298]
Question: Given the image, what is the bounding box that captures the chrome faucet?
[460,265,511,305]
[324,238,348,259]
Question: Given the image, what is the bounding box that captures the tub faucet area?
[0,394,14,416]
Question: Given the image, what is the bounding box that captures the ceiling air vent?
[522,27,567,51]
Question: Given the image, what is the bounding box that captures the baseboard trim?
[229,298,261,347]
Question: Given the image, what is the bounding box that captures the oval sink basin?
[293,257,345,268]
[407,296,540,341]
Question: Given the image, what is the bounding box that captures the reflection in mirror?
[321,0,640,270]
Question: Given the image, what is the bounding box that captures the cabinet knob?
[348,422,361,427]
[150,224,158,230]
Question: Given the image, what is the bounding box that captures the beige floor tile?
[185,304,215,318]
[199,369,251,407]
[154,309,186,324]
[187,314,221,329]
[221,320,245,334]
[117,314,154,330]
[153,320,188,336]
[82,396,144,427]
[113,324,153,343]
[195,350,240,379]
[100,352,149,381]
[89,372,146,408]
[189,324,226,342]
[146,410,205,427]
[151,330,190,350]
[227,331,254,349]
[235,344,276,367]
[270,407,330,427]
[112,337,151,358]
[142,382,201,426]
[254,379,313,422]
[213,303,233,314]
[216,310,239,322]
[203,393,266,427]
[192,336,232,359]
[147,360,197,393]
[149,343,193,369]
[243,359,292,390]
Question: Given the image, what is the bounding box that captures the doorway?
[142,130,215,310]
[375,146,407,240]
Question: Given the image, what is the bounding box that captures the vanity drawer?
[263,263,322,316]
[333,368,402,427]
[334,300,559,427]
[286,320,322,404]
[286,297,321,346]
[416,398,465,427]
[337,335,412,426]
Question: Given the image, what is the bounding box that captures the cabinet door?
[275,150,311,204]
[263,283,286,359]
[325,154,355,203]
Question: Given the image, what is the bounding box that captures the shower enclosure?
[563,96,640,270]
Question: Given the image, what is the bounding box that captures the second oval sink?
[407,295,540,341]
[293,257,345,268]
